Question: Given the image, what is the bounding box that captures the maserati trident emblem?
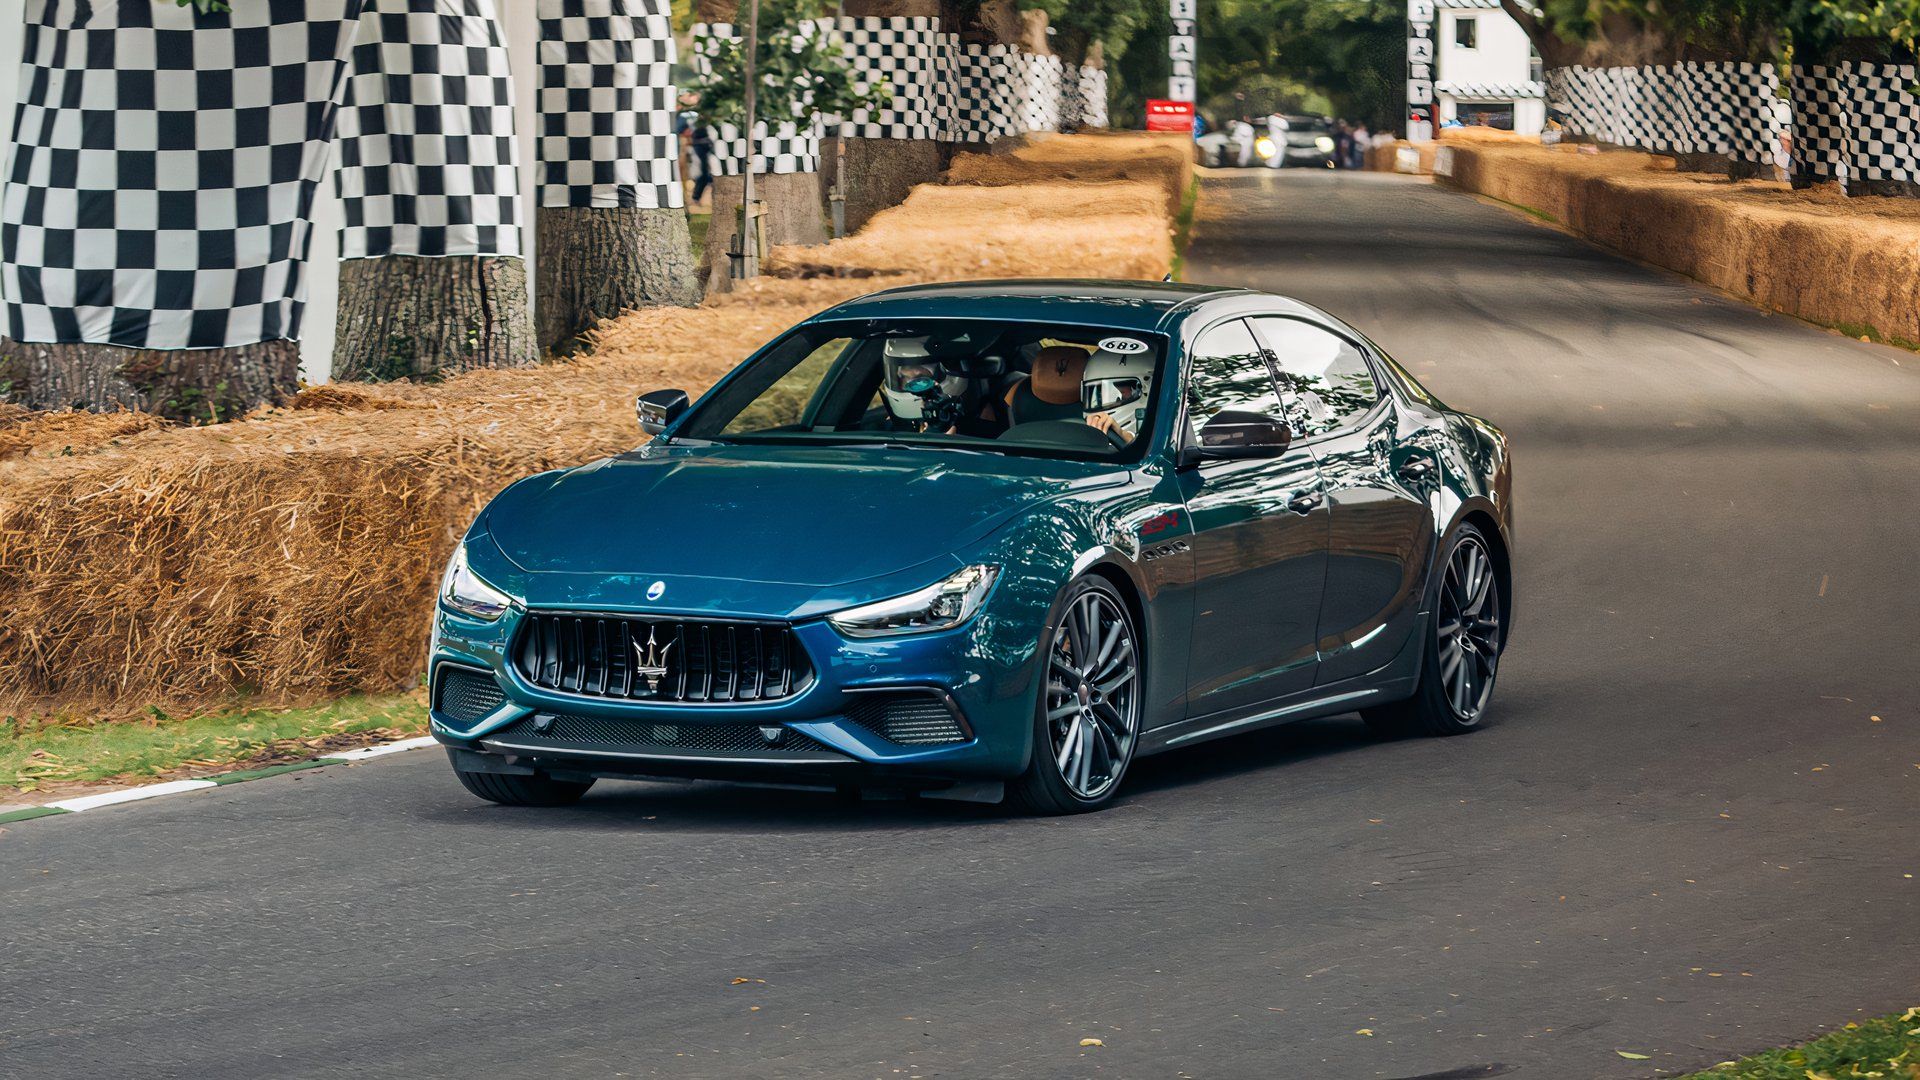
[632,627,674,691]
[645,580,665,601]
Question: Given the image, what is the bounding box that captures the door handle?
[1287,492,1322,515]
[1396,458,1435,483]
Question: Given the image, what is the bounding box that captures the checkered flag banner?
[2,0,363,350]
[335,0,523,259]
[537,0,683,209]
[688,22,822,175]
[1549,63,1784,166]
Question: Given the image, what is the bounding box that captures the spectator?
[1348,122,1369,169]
[1333,119,1352,169]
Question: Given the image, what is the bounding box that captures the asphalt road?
[5,170,1919,1080]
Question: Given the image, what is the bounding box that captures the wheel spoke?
[1050,654,1083,680]
[1065,603,1089,665]
[1094,667,1136,698]
[1046,702,1082,722]
[1091,700,1129,748]
[1056,716,1082,773]
[1093,640,1134,682]
[1092,618,1124,670]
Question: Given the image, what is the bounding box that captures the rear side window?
[1250,316,1380,434]
[1186,319,1285,421]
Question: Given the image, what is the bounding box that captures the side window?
[1186,319,1284,423]
[1251,317,1379,435]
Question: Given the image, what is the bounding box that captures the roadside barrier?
[1435,137,1920,348]
[0,134,1188,719]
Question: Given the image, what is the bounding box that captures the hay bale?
[0,134,1182,718]
[1440,140,1920,346]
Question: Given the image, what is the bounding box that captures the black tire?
[453,767,595,807]
[1364,522,1506,738]
[1010,576,1143,815]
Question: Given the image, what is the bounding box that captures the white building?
[1432,0,1545,135]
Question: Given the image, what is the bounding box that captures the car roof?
[806,279,1260,335]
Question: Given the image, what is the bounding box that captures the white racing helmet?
[1080,342,1154,434]
[880,337,966,421]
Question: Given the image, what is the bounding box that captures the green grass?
[3,693,428,793]
[1169,177,1200,281]
[689,211,711,263]
[1680,1007,1920,1079]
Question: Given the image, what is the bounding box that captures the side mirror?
[1195,409,1292,460]
[636,389,690,436]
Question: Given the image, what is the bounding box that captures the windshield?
[673,319,1168,462]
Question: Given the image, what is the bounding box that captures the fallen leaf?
[1616,1051,1651,1060]
[1080,1038,1104,1048]
[1356,1028,1375,1037]
[730,977,765,986]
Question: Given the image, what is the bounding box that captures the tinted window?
[1186,319,1284,422]
[1251,316,1380,434]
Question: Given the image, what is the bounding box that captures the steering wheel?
[1101,426,1129,450]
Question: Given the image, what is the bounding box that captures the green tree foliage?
[1109,0,1405,129]
[691,0,891,130]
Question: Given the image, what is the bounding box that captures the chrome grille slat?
[513,612,810,704]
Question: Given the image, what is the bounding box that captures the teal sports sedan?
[428,280,1512,814]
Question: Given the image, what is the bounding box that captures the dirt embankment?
[0,134,1190,719]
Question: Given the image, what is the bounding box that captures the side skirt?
[1135,615,1427,757]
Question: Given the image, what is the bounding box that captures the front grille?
[513,612,812,704]
[434,666,506,724]
[844,692,970,746]
[485,713,838,757]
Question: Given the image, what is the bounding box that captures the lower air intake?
[435,666,506,724]
[844,692,970,746]
[485,713,839,757]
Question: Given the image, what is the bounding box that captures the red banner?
[1145,99,1195,133]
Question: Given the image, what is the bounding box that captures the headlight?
[440,545,513,621]
[1254,136,1276,158]
[1315,135,1335,152]
[828,565,999,638]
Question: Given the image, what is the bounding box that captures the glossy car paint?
[429,280,1512,791]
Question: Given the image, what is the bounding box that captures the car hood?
[485,442,1125,591]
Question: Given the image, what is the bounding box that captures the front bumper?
[428,604,1042,784]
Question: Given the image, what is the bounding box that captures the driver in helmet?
[880,337,969,432]
[1079,345,1152,444]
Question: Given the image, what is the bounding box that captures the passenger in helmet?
[880,337,969,430]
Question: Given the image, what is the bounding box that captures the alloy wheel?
[1436,535,1502,722]
[1045,590,1141,800]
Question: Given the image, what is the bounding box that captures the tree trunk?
[840,0,948,236]
[333,256,536,382]
[0,338,298,422]
[536,208,701,355]
[701,172,830,293]
[840,140,947,236]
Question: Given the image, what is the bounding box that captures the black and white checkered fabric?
[688,22,822,174]
[1844,62,1920,185]
[707,120,822,176]
[335,0,522,259]
[1076,67,1109,129]
[536,0,682,209]
[1549,62,1784,166]
[951,44,1023,143]
[1790,65,1849,183]
[2,0,362,349]
[829,16,948,140]
[1018,53,1066,134]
